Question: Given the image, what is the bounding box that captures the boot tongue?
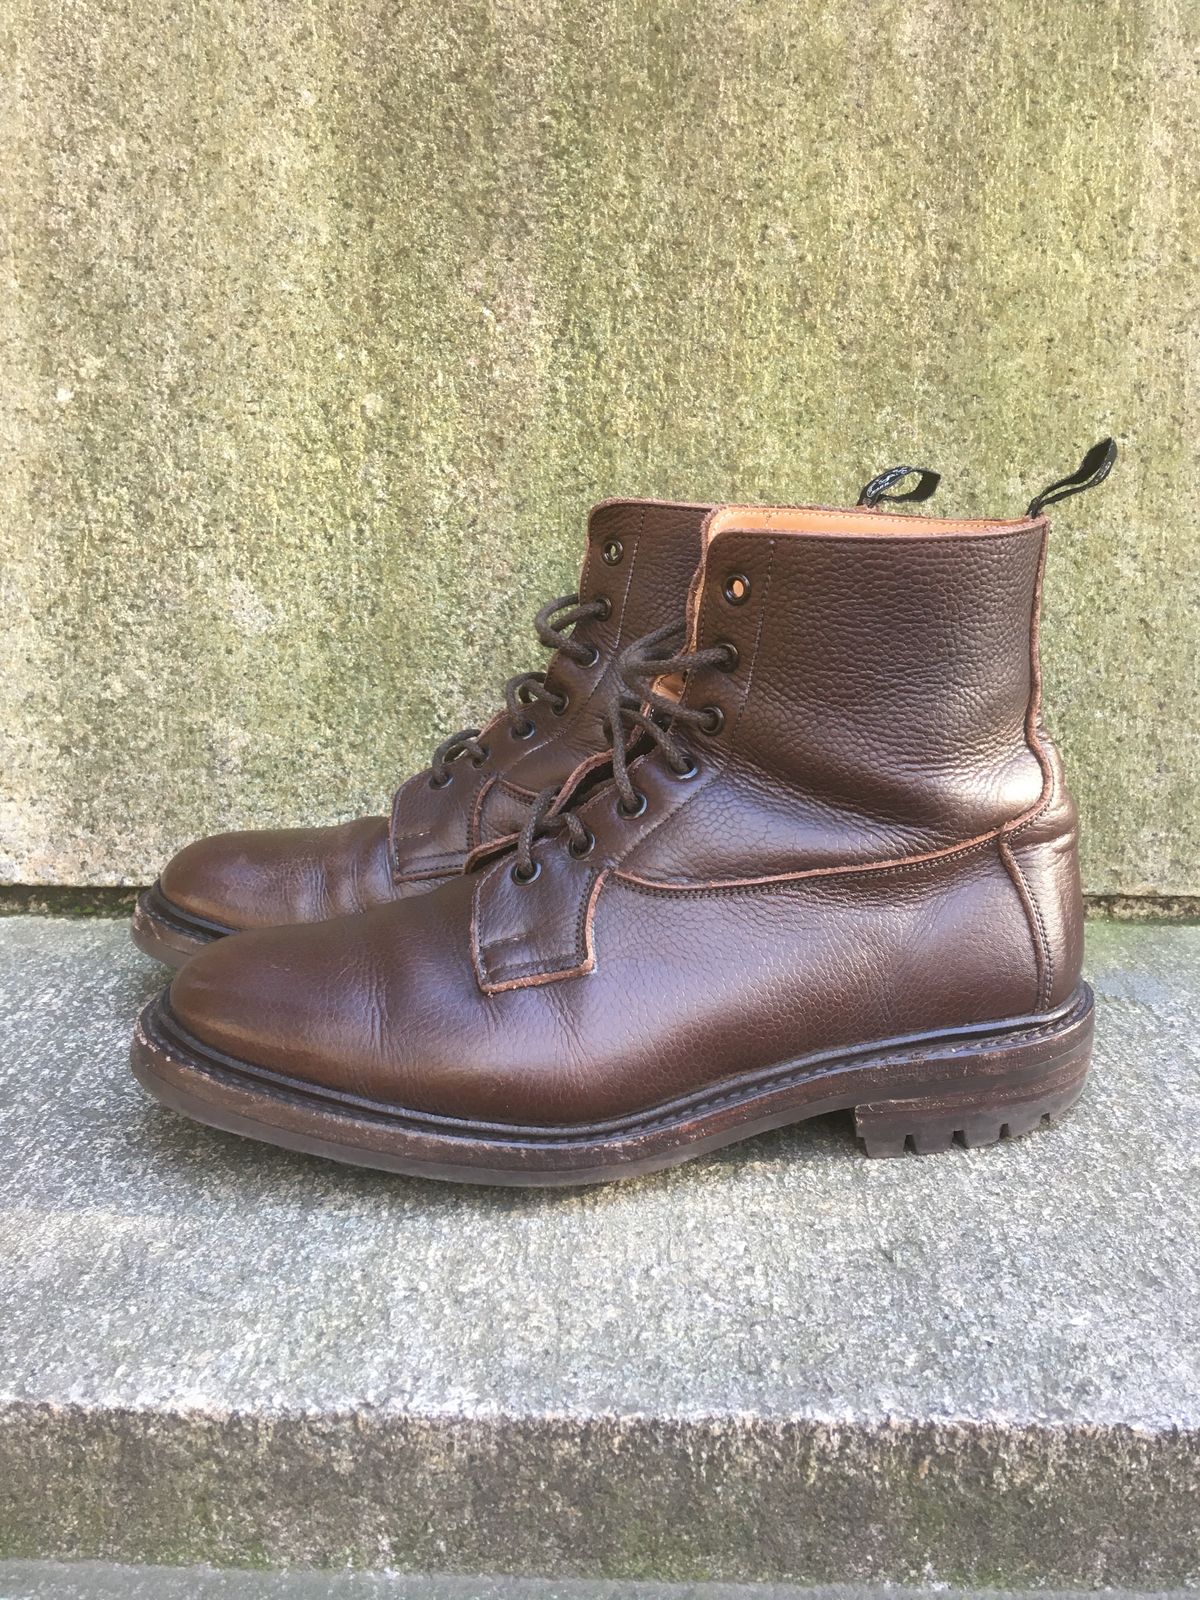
[652,670,686,704]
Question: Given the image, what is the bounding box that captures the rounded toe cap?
[158,817,394,932]
[159,831,264,931]
[167,918,343,1082]
[163,879,490,1113]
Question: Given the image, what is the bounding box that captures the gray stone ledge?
[1,1570,1198,1600]
[1,919,1198,1584]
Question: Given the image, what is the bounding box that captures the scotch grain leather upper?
[132,497,712,963]
[133,459,1111,1184]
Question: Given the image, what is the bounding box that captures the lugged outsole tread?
[857,1100,1077,1159]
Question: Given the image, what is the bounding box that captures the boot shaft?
[659,503,1052,875]
[487,479,1102,1015]
[611,499,1087,1011]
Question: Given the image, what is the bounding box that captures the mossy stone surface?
[2,0,1196,890]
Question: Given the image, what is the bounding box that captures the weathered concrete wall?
[1,0,1196,893]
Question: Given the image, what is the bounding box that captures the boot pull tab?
[1026,438,1117,519]
[857,464,941,509]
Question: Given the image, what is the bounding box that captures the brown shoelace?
[511,621,735,881]
[427,593,611,788]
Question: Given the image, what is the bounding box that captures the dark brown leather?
[157,498,711,932]
[168,502,1086,1128]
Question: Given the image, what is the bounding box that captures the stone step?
[0,1571,1195,1600]
[0,916,1197,1588]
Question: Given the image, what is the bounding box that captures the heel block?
[853,984,1094,1159]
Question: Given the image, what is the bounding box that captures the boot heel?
[853,984,1094,1158]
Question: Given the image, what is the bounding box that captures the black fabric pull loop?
[1026,438,1117,519]
[857,464,941,509]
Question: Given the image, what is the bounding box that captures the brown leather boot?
[132,449,1112,1185]
[133,468,936,967]
[131,497,714,966]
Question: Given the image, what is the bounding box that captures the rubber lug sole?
[129,982,1095,1186]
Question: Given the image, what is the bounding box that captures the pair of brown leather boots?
[130,442,1116,1185]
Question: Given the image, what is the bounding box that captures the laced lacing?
[428,593,611,787]
[511,620,736,881]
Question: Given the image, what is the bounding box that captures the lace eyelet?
[671,756,699,780]
[429,773,452,789]
[578,643,600,669]
[511,718,536,740]
[471,745,490,767]
[511,860,542,885]
[569,827,596,859]
[618,791,648,819]
[697,705,724,735]
[552,693,570,717]
[602,539,624,566]
[715,641,739,672]
[723,573,751,605]
[593,596,612,622]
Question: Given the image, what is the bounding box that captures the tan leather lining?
[701,504,1044,543]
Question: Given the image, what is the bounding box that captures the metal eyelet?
[715,641,739,671]
[569,827,596,860]
[697,705,724,735]
[578,643,600,669]
[723,573,751,605]
[602,539,624,566]
[671,756,699,780]
[618,791,648,819]
[471,745,490,767]
[429,773,451,789]
[552,693,570,717]
[511,860,542,885]
[511,718,536,740]
[593,596,612,622]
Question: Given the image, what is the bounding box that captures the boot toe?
[162,882,492,1113]
[159,830,279,931]
[167,919,349,1085]
[158,817,392,932]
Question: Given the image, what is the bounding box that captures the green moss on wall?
[2,0,1196,891]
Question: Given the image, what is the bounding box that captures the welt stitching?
[151,990,1081,1147]
[626,1008,1079,1137]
